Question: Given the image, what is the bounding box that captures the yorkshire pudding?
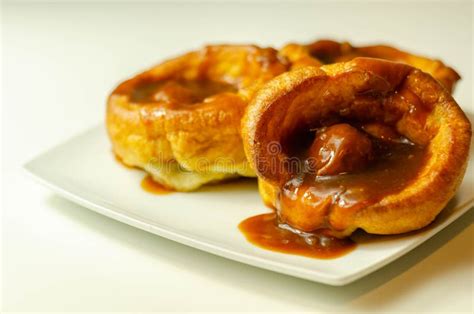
[107,45,288,191]
[242,58,471,237]
[280,39,460,93]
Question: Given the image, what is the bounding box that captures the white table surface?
[2,1,473,312]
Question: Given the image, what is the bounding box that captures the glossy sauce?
[284,143,426,209]
[239,213,356,259]
[131,79,236,104]
[280,128,427,232]
[239,123,428,258]
[307,40,407,65]
[141,175,174,195]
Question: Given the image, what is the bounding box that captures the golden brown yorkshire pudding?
[280,39,460,93]
[107,45,288,191]
[242,58,471,237]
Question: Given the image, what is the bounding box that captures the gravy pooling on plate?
[239,213,356,259]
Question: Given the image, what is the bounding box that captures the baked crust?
[242,58,471,236]
[107,45,288,191]
[280,39,460,93]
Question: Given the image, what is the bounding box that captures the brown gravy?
[283,142,426,213]
[279,126,428,232]
[141,175,174,195]
[131,79,236,104]
[239,213,356,259]
[240,123,428,258]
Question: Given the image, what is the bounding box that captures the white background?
[2,1,473,312]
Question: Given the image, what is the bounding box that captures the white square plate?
[24,125,473,286]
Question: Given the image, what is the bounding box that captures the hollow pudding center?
[131,79,237,104]
[279,123,427,233]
